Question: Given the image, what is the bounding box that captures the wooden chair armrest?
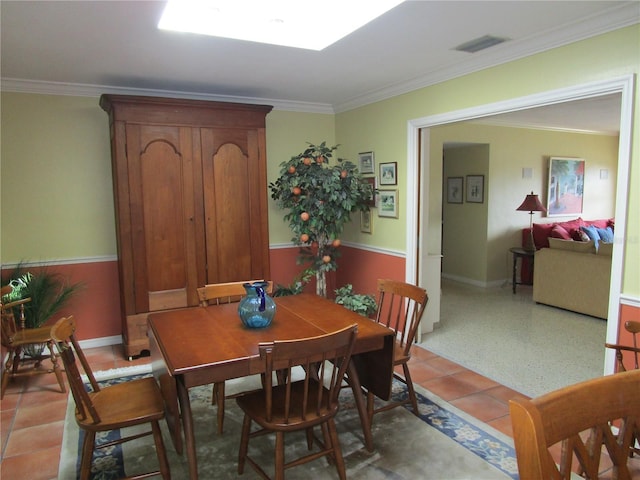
[604,343,640,354]
[1,297,32,309]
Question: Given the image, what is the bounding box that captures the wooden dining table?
[148,293,395,480]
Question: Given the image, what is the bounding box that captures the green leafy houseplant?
[334,284,377,317]
[269,142,373,297]
[2,263,83,330]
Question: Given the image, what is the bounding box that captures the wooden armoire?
[100,95,273,358]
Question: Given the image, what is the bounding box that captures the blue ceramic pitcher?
[238,281,276,328]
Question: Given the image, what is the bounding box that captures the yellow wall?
[438,124,618,284]
[336,25,639,295]
[1,25,639,296]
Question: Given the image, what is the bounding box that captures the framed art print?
[379,162,397,185]
[466,175,484,203]
[447,177,463,204]
[546,157,584,216]
[360,209,372,233]
[378,190,398,218]
[358,151,375,175]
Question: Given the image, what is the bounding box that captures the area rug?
[59,365,518,479]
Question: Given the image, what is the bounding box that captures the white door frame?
[404,74,635,374]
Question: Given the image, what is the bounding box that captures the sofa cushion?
[532,223,555,248]
[556,217,585,233]
[596,226,614,243]
[598,242,613,256]
[549,237,596,253]
[585,219,609,229]
[550,225,572,240]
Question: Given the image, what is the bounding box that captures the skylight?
[158,0,405,51]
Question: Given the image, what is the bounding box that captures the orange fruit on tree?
[303,157,312,165]
[316,155,324,163]
[300,233,309,243]
[292,186,301,195]
[340,170,348,178]
[300,212,310,221]
[322,255,331,263]
[288,165,296,174]
[332,239,341,247]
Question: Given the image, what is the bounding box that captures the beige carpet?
[59,365,517,479]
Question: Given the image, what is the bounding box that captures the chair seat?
[392,339,410,365]
[7,325,55,346]
[80,377,166,431]
[237,381,336,431]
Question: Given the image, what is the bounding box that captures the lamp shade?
[516,191,547,214]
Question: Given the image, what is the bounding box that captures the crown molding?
[0,78,335,114]
[333,3,639,113]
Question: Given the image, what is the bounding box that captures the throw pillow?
[597,242,613,256]
[571,228,590,242]
[580,225,601,249]
[549,237,596,253]
[585,219,609,229]
[550,225,572,240]
[556,217,585,233]
[596,226,614,243]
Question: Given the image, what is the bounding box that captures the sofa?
[522,217,614,319]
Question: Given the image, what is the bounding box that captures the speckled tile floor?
[420,279,608,398]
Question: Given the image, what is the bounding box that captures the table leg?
[177,377,199,480]
[512,253,517,294]
[346,360,375,452]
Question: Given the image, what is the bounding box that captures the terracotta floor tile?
[0,391,21,411]
[0,445,61,479]
[486,415,514,438]
[450,370,501,392]
[421,375,480,401]
[424,356,466,375]
[411,346,438,361]
[450,392,509,423]
[483,385,529,404]
[12,397,68,430]
[3,420,64,457]
[408,361,454,384]
[13,386,67,408]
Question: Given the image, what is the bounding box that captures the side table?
[509,247,535,294]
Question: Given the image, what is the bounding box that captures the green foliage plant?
[2,263,83,329]
[269,142,373,297]
[334,284,377,317]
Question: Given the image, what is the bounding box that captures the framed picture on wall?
[379,162,397,185]
[546,156,584,216]
[363,176,376,207]
[466,175,484,203]
[360,209,372,233]
[378,190,398,218]
[358,151,375,175]
[447,177,463,204]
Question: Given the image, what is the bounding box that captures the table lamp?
[517,191,547,252]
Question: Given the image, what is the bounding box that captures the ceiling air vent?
[454,35,509,53]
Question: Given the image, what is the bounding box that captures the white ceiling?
[2,1,638,133]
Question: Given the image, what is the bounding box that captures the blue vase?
[238,281,276,328]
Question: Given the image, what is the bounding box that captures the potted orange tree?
[269,142,373,299]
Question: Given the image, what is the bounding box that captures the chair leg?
[402,363,419,416]
[366,389,375,424]
[152,420,171,479]
[238,414,251,474]
[274,431,285,480]
[48,340,66,394]
[80,430,96,480]
[327,419,347,480]
[1,350,15,399]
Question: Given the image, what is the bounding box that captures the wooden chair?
[50,316,171,480]
[236,324,358,480]
[509,369,640,480]
[605,320,640,372]
[196,280,273,434]
[361,278,428,422]
[1,284,66,399]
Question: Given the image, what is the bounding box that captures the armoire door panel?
[201,130,265,282]
[126,124,200,313]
